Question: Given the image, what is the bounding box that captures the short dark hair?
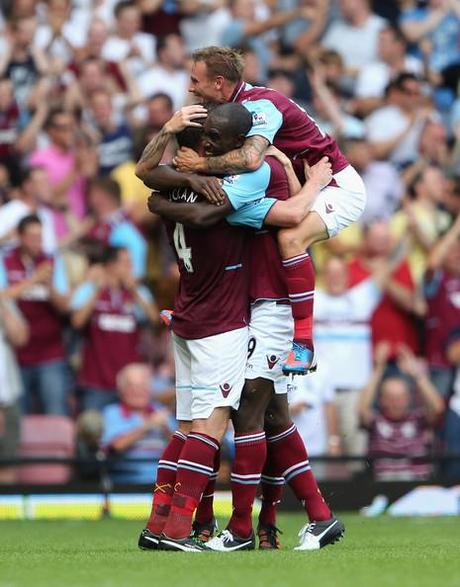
[148,92,173,111]
[382,24,406,46]
[192,46,244,83]
[207,102,252,137]
[19,166,44,185]
[17,214,41,234]
[393,72,420,90]
[88,177,122,205]
[45,107,72,130]
[176,127,204,150]
[102,245,126,265]
[114,0,136,19]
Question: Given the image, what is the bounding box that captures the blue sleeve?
[423,269,443,299]
[0,257,7,289]
[52,255,69,294]
[71,282,96,310]
[110,222,147,279]
[223,162,270,211]
[101,406,135,446]
[227,197,277,229]
[242,99,283,143]
[134,285,154,321]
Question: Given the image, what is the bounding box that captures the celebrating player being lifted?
[173,47,366,375]
[136,103,343,552]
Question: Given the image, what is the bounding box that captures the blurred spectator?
[444,329,460,478]
[365,73,431,166]
[71,246,158,411]
[342,138,404,222]
[322,0,387,74]
[102,0,156,78]
[87,90,134,176]
[423,214,460,397]
[29,108,97,239]
[0,16,48,108]
[84,177,148,279]
[289,361,341,462]
[390,165,451,284]
[348,219,423,359]
[0,167,57,253]
[0,215,70,415]
[0,293,28,484]
[358,343,444,480]
[400,0,460,78]
[101,363,171,484]
[354,24,423,116]
[137,34,188,111]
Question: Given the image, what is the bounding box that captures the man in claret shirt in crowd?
[173,46,367,375]
[0,214,70,415]
[70,246,158,412]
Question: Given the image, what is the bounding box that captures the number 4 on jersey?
[173,222,194,273]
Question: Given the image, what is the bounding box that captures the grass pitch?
[1,514,459,587]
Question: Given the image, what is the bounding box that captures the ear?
[214,75,225,90]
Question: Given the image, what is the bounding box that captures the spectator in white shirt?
[102,0,155,78]
[322,0,387,74]
[342,138,404,222]
[365,73,430,166]
[0,167,57,254]
[354,24,423,116]
[137,34,188,111]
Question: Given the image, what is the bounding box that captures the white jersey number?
[173,222,194,273]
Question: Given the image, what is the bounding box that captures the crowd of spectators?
[0,0,459,485]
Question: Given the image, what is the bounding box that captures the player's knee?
[278,228,307,258]
[233,381,267,433]
[264,404,292,435]
[177,421,192,435]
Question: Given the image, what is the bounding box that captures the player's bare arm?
[135,105,207,182]
[174,135,269,175]
[265,145,301,195]
[265,158,332,227]
[147,192,232,229]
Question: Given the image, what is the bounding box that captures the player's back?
[234,82,349,175]
[163,187,250,340]
[249,156,289,304]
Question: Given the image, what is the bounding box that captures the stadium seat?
[17,416,76,484]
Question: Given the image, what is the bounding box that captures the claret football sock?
[267,424,331,522]
[259,459,285,528]
[146,430,186,534]
[162,432,220,540]
[282,253,315,347]
[194,449,220,525]
[227,430,267,539]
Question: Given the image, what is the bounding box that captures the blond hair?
[192,46,244,83]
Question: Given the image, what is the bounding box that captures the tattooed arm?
[135,105,207,182]
[174,135,269,175]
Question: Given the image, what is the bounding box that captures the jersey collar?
[230,80,247,102]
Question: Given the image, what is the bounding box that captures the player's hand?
[173,147,203,172]
[147,193,161,214]
[188,174,226,206]
[396,344,426,380]
[307,157,332,189]
[164,106,207,134]
[374,341,391,368]
[265,145,291,168]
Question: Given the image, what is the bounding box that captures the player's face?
[202,121,240,156]
[189,61,226,103]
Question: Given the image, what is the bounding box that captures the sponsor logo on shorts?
[220,383,232,398]
[266,355,279,370]
[325,202,335,214]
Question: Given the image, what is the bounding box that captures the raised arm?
[147,193,233,229]
[427,213,460,271]
[357,342,391,428]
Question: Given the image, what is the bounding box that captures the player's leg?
[160,327,248,552]
[280,166,367,375]
[264,393,345,550]
[139,333,192,550]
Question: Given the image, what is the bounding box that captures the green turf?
[1,514,460,587]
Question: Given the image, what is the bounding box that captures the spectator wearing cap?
[71,246,158,412]
[84,177,147,279]
[0,293,29,484]
[101,363,171,484]
[0,215,70,415]
[423,214,460,398]
[358,342,444,480]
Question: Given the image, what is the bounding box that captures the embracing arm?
[176,135,270,174]
[147,193,232,228]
